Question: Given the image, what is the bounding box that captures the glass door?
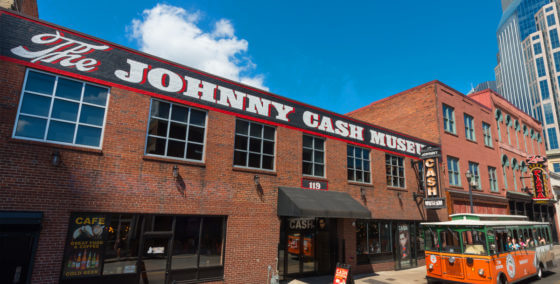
[140,235,171,284]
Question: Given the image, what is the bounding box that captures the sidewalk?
[287,266,427,284]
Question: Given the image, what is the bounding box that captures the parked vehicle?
[421,213,554,283]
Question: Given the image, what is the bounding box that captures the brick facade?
[0,11,438,283]
[348,82,559,241]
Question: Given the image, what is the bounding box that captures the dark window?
[534,43,543,55]
[14,69,109,148]
[145,100,207,161]
[234,120,275,170]
[547,14,556,26]
[356,220,392,264]
[550,29,560,49]
[536,57,546,77]
[302,135,325,177]
[347,145,371,183]
[386,154,405,188]
[97,214,226,282]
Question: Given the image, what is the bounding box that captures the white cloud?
[129,4,268,91]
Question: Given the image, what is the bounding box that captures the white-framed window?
[443,104,456,134]
[385,154,405,188]
[145,99,207,161]
[464,114,475,141]
[233,119,275,170]
[447,156,461,186]
[488,166,498,192]
[347,145,371,183]
[468,162,481,190]
[483,122,492,147]
[302,135,325,177]
[13,69,109,148]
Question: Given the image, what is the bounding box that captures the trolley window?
[461,229,487,255]
[439,229,460,253]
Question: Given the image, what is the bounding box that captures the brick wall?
[1,58,431,282]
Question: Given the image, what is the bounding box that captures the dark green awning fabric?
[277,187,371,219]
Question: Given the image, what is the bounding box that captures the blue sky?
[38,0,502,114]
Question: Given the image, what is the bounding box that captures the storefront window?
[103,214,141,275]
[172,217,200,270]
[62,213,226,283]
[356,220,392,264]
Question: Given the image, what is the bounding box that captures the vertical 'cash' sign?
[420,147,441,198]
[420,147,445,209]
[526,155,550,201]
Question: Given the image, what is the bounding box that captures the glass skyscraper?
[496,0,549,118]
[496,0,560,171]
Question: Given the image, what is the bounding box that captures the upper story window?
[302,135,325,177]
[536,57,546,77]
[385,154,405,188]
[442,104,456,134]
[482,122,492,147]
[547,128,559,150]
[539,80,550,100]
[543,103,555,125]
[234,120,275,170]
[464,114,475,141]
[553,163,560,173]
[145,100,206,161]
[468,162,481,190]
[553,52,560,71]
[347,145,371,183]
[13,69,109,148]
[549,29,560,49]
[488,166,498,192]
[548,14,557,26]
[534,43,543,55]
[447,156,461,186]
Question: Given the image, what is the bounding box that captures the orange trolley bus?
[421,214,555,284]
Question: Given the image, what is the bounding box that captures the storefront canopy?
[277,187,371,219]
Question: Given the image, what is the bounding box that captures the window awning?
[277,187,371,219]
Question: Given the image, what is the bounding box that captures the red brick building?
[0,7,444,284]
[348,82,558,241]
[469,89,558,241]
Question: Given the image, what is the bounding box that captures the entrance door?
[0,231,37,284]
[281,218,337,278]
[140,235,172,284]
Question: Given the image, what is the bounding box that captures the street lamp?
[465,170,478,214]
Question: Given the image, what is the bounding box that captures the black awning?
[277,187,371,219]
[0,211,43,225]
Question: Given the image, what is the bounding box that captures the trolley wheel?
[537,264,543,280]
[499,274,508,284]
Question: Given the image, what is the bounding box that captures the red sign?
[526,155,550,201]
[333,263,351,284]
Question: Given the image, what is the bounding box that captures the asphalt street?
[518,264,560,284]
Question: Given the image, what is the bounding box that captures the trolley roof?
[420,213,549,227]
